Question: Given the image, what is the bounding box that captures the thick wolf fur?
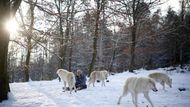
[148,72,172,90]
[88,70,109,87]
[117,77,158,107]
[57,69,77,94]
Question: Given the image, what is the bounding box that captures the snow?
[1,68,190,107]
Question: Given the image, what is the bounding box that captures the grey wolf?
[117,77,158,107]
[57,69,77,94]
[148,72,172,90]
[88,70,109,87]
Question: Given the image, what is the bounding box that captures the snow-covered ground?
[1,68,190,107]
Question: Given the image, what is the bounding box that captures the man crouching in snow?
[75,69,87,90]
[57,69,77,94]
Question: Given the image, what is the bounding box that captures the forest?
[0,0,190,102]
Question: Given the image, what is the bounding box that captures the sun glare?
[5,18,18,39]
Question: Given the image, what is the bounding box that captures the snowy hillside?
[1,68,190,107]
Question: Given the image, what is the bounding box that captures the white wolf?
[148,72,172,90]
[117,77,158,107]
[88,70,109,87]
[56,69,77,94]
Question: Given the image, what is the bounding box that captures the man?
[75,69,87,90]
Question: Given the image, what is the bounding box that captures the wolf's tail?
[71,74,76,83]
[88,77,91,82]
[88,72,96,82]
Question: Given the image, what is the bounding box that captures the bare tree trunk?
[24,0,35,82]
[68,27,73,72]
[98,4,105,70]
[68,25,74,72]
[55,0,66,73]
[98,34,103,70]
[179,45,183,68]
[62,4,70,69]
[129,25,136,73]
[54,0,65,82]
[0,24,10,102]
[88,0,105,76]
[179,0,185,68]
[109,47,116,72]
[0,0,21,102]
[88,3,100,76]
[68,45,73,72]
[54,0,66,81]
[88,35,98,76]
[24,49,31,82]
[68,0,75,71]
[128,0,138,73]
[24,37,32,82]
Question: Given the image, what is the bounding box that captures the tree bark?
[24,49,31,82]
[0,23,10,102]
[88,2,101,76]
[23,0,35,82]
[68,0,76,72]
[128,0,138,73]
[55,0,65,71]
[0,1,10,102]
[129,25,136,73]
[109,47,116,72]
[54,0,66,81]
[0,0,21,102]
[88,0,105,76]
[68,45,73,72]
[179,0,185,68]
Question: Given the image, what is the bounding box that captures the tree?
[0,0,22,102]
[127,1,151,72]
[178,0,190,68]
[54,0,65,72]
[67,0,76,72]
[110,0,160,72]
[88,0,106,76]
[23,0,37,82]
[162,5,190,67]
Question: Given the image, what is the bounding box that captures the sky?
[159,0,181,14]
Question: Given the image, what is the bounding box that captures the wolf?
[56,69,77,94]
[88,70,109,87]
[117,77,158,107]
[148,72,172,90]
